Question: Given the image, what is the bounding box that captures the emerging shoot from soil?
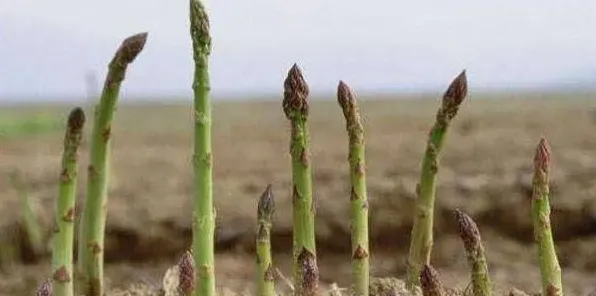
[256,185,275,296]
[420,264,445,296]
[178,250,196,296]
[337,81,370,296]
[10,170,44,258]
[36,279,53,296]
[531,138,563,296]
[455,209,492,296]
[189,1,215,296]
[52,107,85,296]
[77,32,148,296]
[283,64,318,295]
[406,70,468,289]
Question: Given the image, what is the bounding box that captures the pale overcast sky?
[1,0,596,101]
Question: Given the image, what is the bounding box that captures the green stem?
[405,70,468,289]
[52,108,85,296]
[454,209,492,296]
[282,64,318,296]
[531,138,563,296]
[77,32,147,296]
[256,185,275,296]
[189,2,215,296]
[337,81,369,296]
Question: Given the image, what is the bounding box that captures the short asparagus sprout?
[420,264,445,296]
[36,279,53,296]
[256,184,275,296]
[52,107,85,296]
[283,64,318,295]
[77,32,148,296]
[406,70,468,289]
[531,138,563,296]
[178,250,196,296]
[337,81,370,296]
[454,209,492,296]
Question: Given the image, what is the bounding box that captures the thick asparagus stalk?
[531,138,563,296]
[282,64,318,295]
[256,184,275,296]
[52,107,85,296]
[337,81,369,296]
[420,264,445,296]
[405,71,468,288]
[77,32,148,296]
[178,250,195,296]
[189,1,215,296]
[454,209,492,296]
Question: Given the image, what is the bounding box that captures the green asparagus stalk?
[77,32,148,296]
[36,279,53,296]
[189,1,215,296]
[405,70,468,289]
[178,250,195,296]
[420,264,445,296]
[10,170,44,257]
[531,138,563,296]
[298,248,319,296]
[256,184,275,296]
[52,107,85,296]
[282,64,318,295]
[337,81,369,296]
[454,209,492,296]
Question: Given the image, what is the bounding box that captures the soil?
[1,95,596,295]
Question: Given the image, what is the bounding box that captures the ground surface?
[1,93,596,295]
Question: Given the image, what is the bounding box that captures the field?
[1,94,596,295]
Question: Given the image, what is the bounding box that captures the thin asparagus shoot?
[10,171,44,257]
[52,107,85,296]
[420,264,445,296]
[454,209,492,296]
[36,279,53,296]
[77,32,148,296]
[531,138,563,296]
[283,64,317,295]
[256,184,275,296]
[405,70,468,289]
[337,81,369,296]
[189,1,215,296]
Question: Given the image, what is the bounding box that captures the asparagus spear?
[531,138,563,296]
[420,264,445,296]
[455,209,492,296]
[282,64,318,295]
[405,70,468,288]
[189,1,215,296]
[178,250,195,296]
[52,107,85,296]
[77,32,148,296]
[256,184,275,296]
[337,81,369,296]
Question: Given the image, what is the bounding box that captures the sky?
[1,0,596,101]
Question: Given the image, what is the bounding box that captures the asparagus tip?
[454,208,481,253]
[420,264,444,296]
[35,278,53,296]
[442,70,468,113]
[178,250,195,295]
[298,248,319,296]
[115,32,149,64]
[337,80,355,114]
[283,63,309,119]
[257,184,275,221]
[534,137,551,173]
[67,107,86,133]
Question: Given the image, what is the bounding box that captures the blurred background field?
[2,93,596,294]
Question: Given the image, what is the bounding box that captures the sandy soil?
[2,94,596,295]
